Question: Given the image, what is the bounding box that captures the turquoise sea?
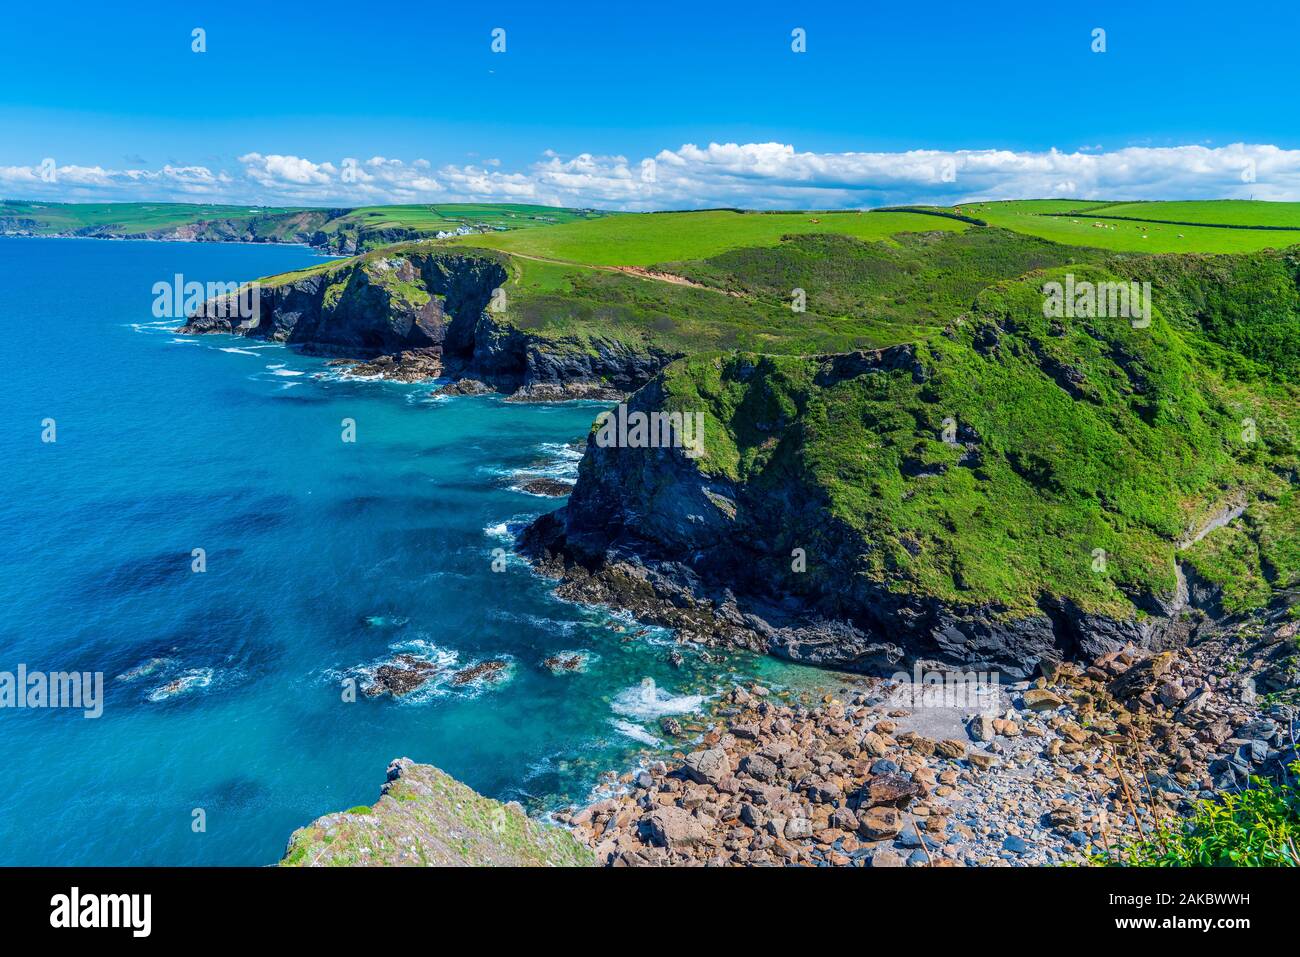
[0,237,822,865]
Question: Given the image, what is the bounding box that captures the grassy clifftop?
[642,255,1299,622]
[948,200,1300,253]
[468,227,1126,355]
[246,226,1071,362]
[454,208,970,264]
[281,758,593,867]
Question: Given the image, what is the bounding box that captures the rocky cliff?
[183,247,507,357]
[181,244,678,397]
[0,208,349,245]
[281,758,594,867]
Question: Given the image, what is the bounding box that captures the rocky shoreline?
[278,612,1296,867]
[558,612,1297,866]
[521,503,1207,680]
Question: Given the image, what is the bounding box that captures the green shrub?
[1100,766,1300,866]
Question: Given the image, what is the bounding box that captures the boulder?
[784,817,814,840]
[644,807,707,850]
[936,739,968,759]
[860,773,921,808]
[869,848,908,867]
[968,714,996,742]
[739,753,779,783]
[683,748,730,786]
[858,806,904,840]
[1023,689,1064,711]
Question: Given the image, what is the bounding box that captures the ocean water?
[0,237,823,865]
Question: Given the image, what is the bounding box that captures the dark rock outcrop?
[431,378,492,397]
[182,249,507,362]
[363,654,442,698]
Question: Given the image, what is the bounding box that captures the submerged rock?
[364,653,441,698]
[343,349,444,382]
[451,660,508,686]
[432,377,492,397]
[516,477,573,498]
[542,653,587,674]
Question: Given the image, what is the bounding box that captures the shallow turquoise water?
[0,237,820,865]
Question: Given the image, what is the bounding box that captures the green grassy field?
[263,198,1300,370]
[10,197,1300,256]
[946,200,1300,253]
[454,209,969,266]
[1078,199,1300,228]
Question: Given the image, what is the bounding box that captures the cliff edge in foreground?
[280,758,594,867]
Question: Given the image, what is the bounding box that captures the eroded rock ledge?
[524,511,1198,680]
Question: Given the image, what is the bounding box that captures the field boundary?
[871,206,989,227]
[1042,212,1300,233]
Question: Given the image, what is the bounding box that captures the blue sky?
[3,0,1298,208]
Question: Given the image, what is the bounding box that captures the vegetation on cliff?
[628,252,1298,627]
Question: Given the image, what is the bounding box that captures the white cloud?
[0,161,233,197]
[238,152,336,186]
[4,143,1300,209]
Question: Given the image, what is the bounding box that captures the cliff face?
[312,224,440,255]
[459,311,679,397]
[0,216,41,234]
[181,245,678,396]
[182,249,508,364]
[281,758,594,867]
